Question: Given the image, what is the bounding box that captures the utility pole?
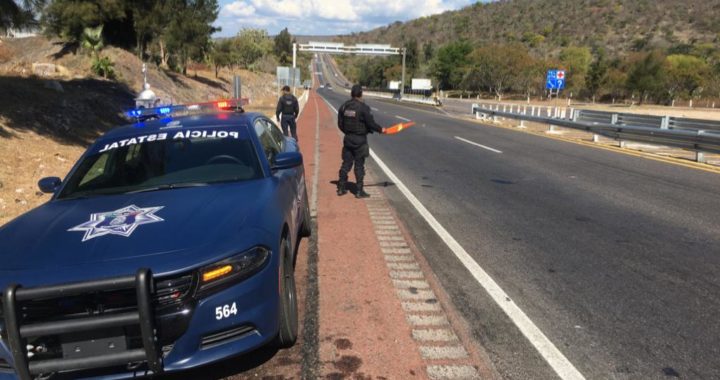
[400,48,407,99]
[292,43,297,96]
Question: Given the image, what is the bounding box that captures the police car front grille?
[155,274,194,306]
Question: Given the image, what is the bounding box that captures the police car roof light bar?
[126,98,249,120]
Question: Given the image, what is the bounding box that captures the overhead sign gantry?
[292,41,407,96]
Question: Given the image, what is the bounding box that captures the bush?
[91,56,115,79]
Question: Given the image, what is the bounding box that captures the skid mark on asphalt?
[362,186,482,380]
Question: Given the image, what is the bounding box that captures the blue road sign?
[546,70,566,90]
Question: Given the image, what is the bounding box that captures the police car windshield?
[58,129,263,199]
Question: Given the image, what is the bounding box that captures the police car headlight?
[197,247,270,294]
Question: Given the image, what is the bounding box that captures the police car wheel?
[275,236,298,348]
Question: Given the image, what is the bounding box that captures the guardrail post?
[518,105,526,128]
[611,113,623,146]
[661,116,669,130]
[696,151,706,163]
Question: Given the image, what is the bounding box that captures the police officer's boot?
[355,184,370,199]
[337,182,347,196]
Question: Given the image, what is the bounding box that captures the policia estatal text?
[337,85,386,198]
[276,85,300,140]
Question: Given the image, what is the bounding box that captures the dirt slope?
[0,36,279,226]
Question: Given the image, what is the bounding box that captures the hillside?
[339,0,720,55]
[0,36,279,226]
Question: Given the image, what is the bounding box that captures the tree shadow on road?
[0,75,135,146]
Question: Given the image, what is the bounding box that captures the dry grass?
[0,37,285,227]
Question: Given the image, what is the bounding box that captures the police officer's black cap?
[282,85,290,92]
[351,85,363,98]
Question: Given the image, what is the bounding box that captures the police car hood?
[0,179,276,286]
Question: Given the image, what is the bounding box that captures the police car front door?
[254,119,300,233]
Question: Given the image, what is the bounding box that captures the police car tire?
[300,192,312,238]
[275,236,298,348]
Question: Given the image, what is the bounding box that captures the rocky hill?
[339,0,720,55]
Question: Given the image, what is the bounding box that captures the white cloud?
[217,0,476,36]
[223,1,256,17]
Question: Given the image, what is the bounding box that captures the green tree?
[233,28,272,69]
[404,38,419,71]
[665,54,710,100]
[164,0,219,75]
[42,0,127,44]
[273,27,292,65]
[0,0,45,31]
[423,41,434,62]
[587,48,609,101]
[430,41,471,90]
[210,38,234,77]
[463,44,538,100]
[559,46,592,95]
[626,51,667,103]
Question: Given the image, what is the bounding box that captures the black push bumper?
[2,269,163,380]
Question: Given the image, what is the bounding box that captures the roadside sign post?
[400,48,406,99]
[233,75,241,99]
[545,70,566,99]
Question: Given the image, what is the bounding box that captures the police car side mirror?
[271,152,303,170]
[38,177,62,194]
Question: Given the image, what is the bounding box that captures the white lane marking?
[408,315,450,326]
[412,329,459,342]
[385,255,416,262]
[387,263,421,272]
[419,346,468,360]
[372,107,380,111]
[396,288,435,300]
[426,365,480,380]
[368,148,586,380]
[393,279,431,289]
[321,91,585,380]
[395,115,411,122]
[402,301,442,312]
[454,136,503,154]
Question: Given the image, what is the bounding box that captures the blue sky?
[215,0,478,37]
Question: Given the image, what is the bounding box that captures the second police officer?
[336,85,386,198]
[276,85,300,140]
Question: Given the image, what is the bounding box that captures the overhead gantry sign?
[293,41,407,96]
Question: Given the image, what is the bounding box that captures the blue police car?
[0,101,311,379]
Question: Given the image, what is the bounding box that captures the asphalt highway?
[316,59,720,379]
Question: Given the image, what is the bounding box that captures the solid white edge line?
[395,115,411,122]
[367,148,585,380]
[454,136,503,154]
[318,93,585,380]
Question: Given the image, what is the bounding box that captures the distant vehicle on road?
[0,101,311,379]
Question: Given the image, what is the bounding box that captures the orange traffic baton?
[383,121,416,135]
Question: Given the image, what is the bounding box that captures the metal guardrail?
[471,103,720,163]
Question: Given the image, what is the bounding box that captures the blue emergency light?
[125,98,249,120]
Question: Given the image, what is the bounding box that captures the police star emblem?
[69,205,164,242]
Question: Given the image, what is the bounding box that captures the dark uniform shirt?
[276,94,299,119]
[338,99,383,148]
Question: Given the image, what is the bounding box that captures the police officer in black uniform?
[337,85,386,198]
[276,85,300,140]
